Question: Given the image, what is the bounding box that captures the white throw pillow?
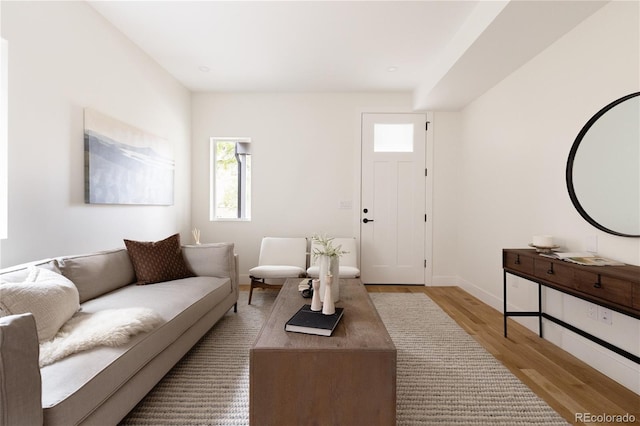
[0,267,80,342]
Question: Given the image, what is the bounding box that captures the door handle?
[363,218,374,223]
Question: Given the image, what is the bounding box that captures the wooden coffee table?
[250,278,396,426]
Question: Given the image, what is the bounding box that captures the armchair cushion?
[307,265,360,279]
[256,237,307,269]
[249,265,306,279]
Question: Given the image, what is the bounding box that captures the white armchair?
[306,237,360,279]
[248,237,307,304]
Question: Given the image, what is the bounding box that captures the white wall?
[0,1,191,267]
[431,111,462,285]
[454,1,640,393]
[191,92,412,281]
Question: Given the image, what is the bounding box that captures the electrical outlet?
[587,303,597,320]
[586,235,598,253]
[598,307,613,325]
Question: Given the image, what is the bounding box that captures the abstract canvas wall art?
[84,109,174,205]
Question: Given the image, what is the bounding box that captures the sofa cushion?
[0,267,80,342]
[57,249,136,303]
[183,243,235,278]
[124,234,195,285]
[0,313,43,426]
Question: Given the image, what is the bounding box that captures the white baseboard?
[430,275,460,286]
[457,276,503,314]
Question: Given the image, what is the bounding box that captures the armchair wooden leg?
[248,277,284,304]
[249,277,261,305]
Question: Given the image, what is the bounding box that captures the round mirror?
[566,92,640,237]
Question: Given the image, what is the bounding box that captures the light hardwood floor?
[366,285,640,426]
[243,284,639,425]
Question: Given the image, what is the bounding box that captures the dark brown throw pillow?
[124,233,195,285]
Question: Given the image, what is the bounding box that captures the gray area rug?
[121,291,568,425]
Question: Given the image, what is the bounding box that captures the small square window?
[374,123,414,153]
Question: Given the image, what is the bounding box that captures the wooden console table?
[503,248,640,364]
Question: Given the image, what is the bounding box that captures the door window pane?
[374,123,414,152]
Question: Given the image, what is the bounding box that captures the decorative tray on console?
[528,243,560,254]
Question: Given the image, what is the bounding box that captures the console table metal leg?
[503,270,508,337]
[538,283,543,338]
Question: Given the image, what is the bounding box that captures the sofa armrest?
[0,313,43,426]
[182,243,238,290]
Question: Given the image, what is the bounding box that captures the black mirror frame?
[566,91,640,238]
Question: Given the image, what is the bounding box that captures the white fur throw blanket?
[39,308,163,367]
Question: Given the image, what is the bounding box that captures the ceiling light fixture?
[387,66,398,72]
[198,65,211,72]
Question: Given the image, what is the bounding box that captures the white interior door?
[360,113,426,284]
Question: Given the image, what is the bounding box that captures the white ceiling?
[87,1,608,110]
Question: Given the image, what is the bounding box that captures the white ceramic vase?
[322,274,335,315]
[310,279,322,311]
[318,255,340,302]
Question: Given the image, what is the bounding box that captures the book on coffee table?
[285,304,344,336]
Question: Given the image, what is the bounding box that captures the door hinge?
[425,214,427,222]
[425,121,430,131]
[424,259,427,268]
[425,168,428,177]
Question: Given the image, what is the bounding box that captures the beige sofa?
[0,242,238,426]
